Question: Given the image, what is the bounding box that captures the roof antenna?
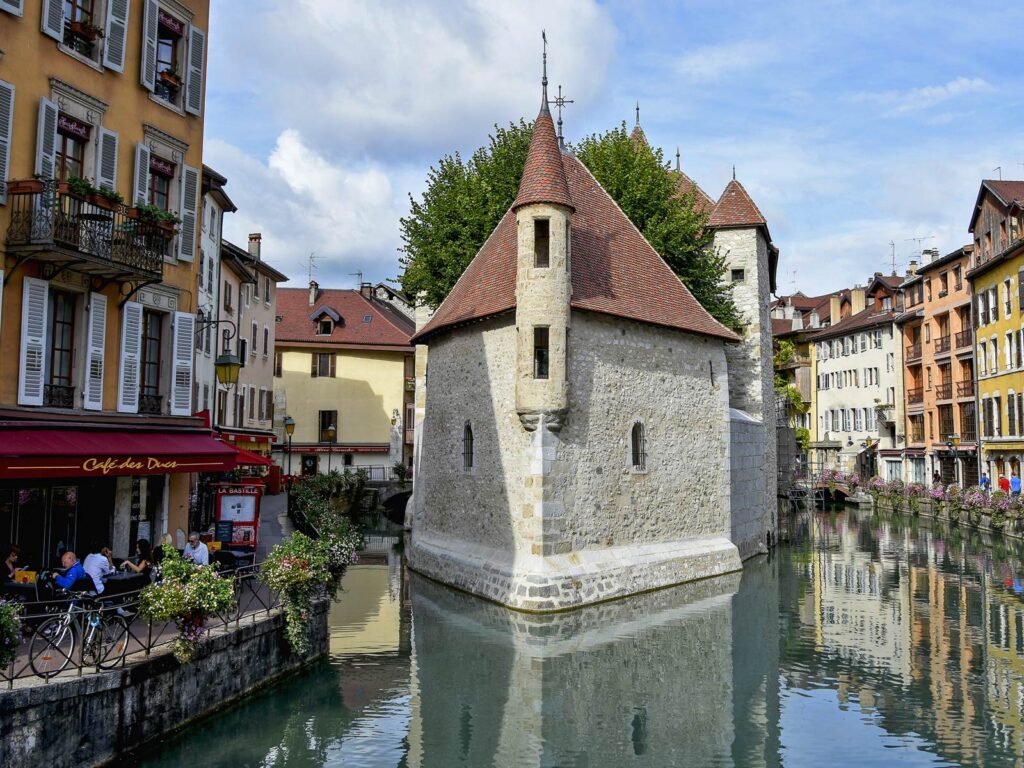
[307,252,318,285]
[540,30,549,113]
[349,271,364,287]
[548,84,574,148]
[675,147,680,172]
[993,166,1003,180]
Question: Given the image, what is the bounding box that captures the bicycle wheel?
[95,615,129,669]
[29,616,77,678]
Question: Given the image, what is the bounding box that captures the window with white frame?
[842,410,851,432]
[854,409,863,431]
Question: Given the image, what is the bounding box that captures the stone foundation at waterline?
[0,602,329,768]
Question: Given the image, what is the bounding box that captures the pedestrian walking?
[1012,472,1022,497]
[999,475,1010,494]
[981,473,991,493]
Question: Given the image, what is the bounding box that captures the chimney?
[829,295,841,323]
[922,248,939,263]
[309,280,319,306]
[247,232,262,260]
[360,282,373,300]
[851,288,866,315]
[808,309,819,329]
[908,259,918,275]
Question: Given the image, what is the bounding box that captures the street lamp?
[195,317,241,427]
[326,423,336,474]
[283,415,295,476]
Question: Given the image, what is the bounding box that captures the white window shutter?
[177,164,199,261]
[103,0,130,73]
[185,26,206,116]
[140,0,158,92]
[40,0,63,39]
[133,142,151,206]
[0,1,24,17]
[83,293,107,411]
[170,312,195,416]
[0,80,13,206]
[95,127,119,193]
[118,301,143,413]
[18,277,49,406]
[35,97,58,179]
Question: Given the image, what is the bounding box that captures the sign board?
[215,520,233,543]
[213,483,262,549]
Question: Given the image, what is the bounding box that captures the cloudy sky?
[203,0,1024,297]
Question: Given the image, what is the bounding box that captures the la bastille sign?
[82,457,180,475]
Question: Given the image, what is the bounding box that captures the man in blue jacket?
[53,550,88,590]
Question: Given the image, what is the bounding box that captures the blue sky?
[203,0,1024,297]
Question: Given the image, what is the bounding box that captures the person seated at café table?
[183,532,209,566]
[4,544,19,580]
[83,542,116,594]
[52,551,88,590]
[153,532,175,564]
[120,539,153,578]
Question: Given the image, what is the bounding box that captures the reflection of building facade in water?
[796,510,1024,767]
[407,572,748,767]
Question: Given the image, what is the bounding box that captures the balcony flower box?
[159,69,182,89]
[6,179,45,196]
[69,21,102,42]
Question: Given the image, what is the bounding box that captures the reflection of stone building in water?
[408,61,779,611]
[407,572,743,768]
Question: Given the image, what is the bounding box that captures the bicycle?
[28,589,130,678]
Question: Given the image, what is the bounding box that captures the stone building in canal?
[407,73,778,611]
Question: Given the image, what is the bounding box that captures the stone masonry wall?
[0,602,329,768]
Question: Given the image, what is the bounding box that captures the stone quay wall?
[0,602,329,768]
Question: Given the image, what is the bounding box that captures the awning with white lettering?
[0,428,238,479]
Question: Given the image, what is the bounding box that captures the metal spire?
[635,101,640,126]
[549,84,574,148]
[675,147,680,172]
[540,30,550,114]
[732,165,736,181]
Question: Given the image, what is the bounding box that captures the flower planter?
[159,70,182,88]
[69,21,99,41]
[7,179,45,195]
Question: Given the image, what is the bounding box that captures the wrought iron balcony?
[935,382,952,400]
[906,343,922,361]
[955,328,973,349]
[5,179,167,282]
[907,387,924,404]
[934,335,951,355]
[956,380,975,398]
[43,384,75,408]
[139,394,164,415]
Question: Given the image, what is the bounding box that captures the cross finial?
[635,101,640,126]
[549,84,574,148]
[675,147,680,172]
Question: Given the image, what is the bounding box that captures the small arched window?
[631,421,646,471]
[463,422,474,471]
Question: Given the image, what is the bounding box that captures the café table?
[0,579,39,603]
[102,571,150,598]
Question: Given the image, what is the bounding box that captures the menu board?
[215,520,234,543]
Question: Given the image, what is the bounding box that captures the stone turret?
[512,94,573,432]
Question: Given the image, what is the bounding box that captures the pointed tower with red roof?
[408,45,743,613]
[709,175,779,558]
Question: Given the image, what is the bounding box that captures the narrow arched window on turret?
[533,327,550,379]
[534,219,550,267]
[463,422,474,471]
[631,422,646,471]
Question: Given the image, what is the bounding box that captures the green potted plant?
[91,186,124,210]
[63,174,96,200]
[0,600,21,669]
[159,65,183,88]
[134,203,181,237]
[69,19,105,42]
[139,548,235,663]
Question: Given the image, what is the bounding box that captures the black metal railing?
[955,328,973,349]
[139,394,164,415]
[956,380,975,398]
[5,180,166,280]
[934,335,951,354]
[43,383,75,408]
[0,564,280,688]
[935,382,952,400]
[906,343,922,361]
[907,387,924,404]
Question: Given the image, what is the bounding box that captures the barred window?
[462,423,474,471]
[631,421,646,471]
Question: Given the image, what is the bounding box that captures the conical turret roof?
[511,105,574,212]
[709,178,767,229]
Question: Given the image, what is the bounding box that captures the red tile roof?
[983,179,1024,206]
[809,307,894,341]
[512,108,573,213]
[709,179,767,230]
[413,106,739,344]
[276,288,414,347]
[673,170,714,213]
[630,123,648,147]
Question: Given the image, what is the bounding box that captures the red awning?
[233,445,272,466]
[0,428,238,479]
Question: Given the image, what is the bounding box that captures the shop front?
[0,423,237,571]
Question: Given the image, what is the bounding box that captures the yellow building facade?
[273,284,415,476]
[967,180,1024,481]
[0,2,227,568]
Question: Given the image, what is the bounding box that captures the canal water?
[141,508,1024,767]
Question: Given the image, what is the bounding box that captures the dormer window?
[317,319,333,335]
[534,219,550,268]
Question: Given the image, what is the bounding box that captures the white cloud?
[675,41,776,83]
[848,76,994,116]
